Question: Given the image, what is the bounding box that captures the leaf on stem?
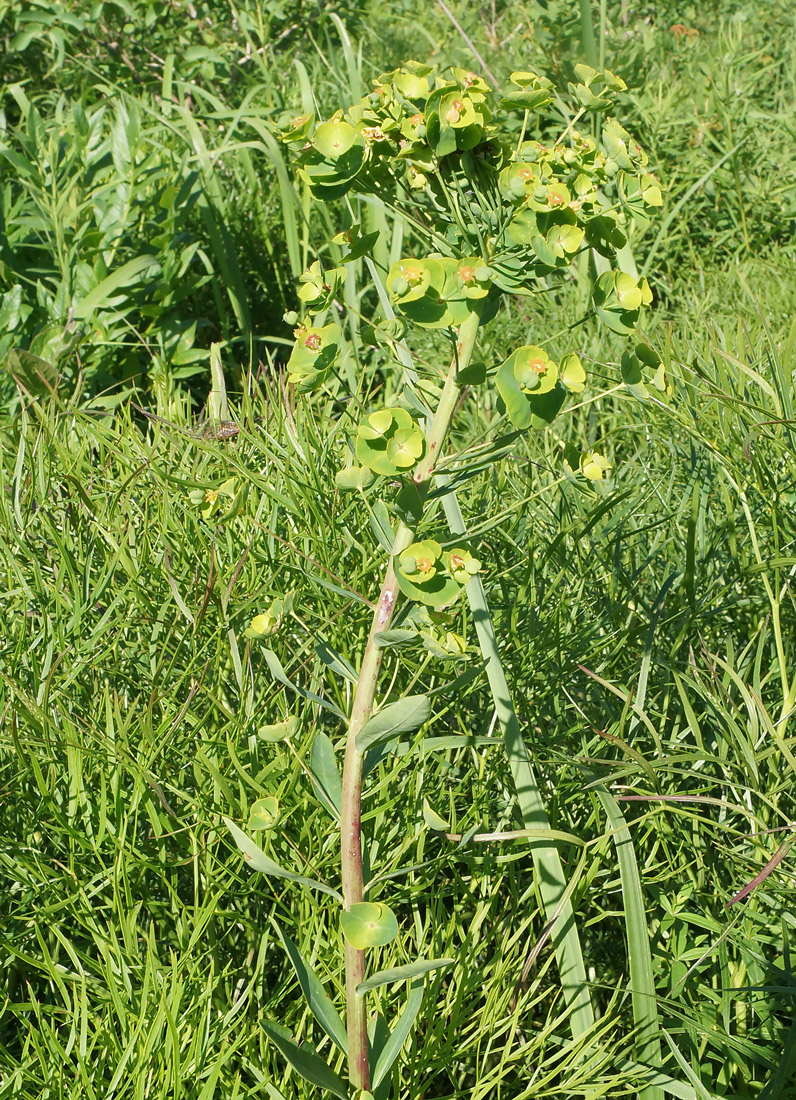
[372,978,425,1088]
[273,923,348,1054]
[261,1020,348,1099]
[224,818,342,901]
[310,730,342,816]
[316,636,359,683]
[356,694,431,752]
[261,647,346,719]
[357,957,455,994]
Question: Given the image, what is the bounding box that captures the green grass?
[2,1,796,1097]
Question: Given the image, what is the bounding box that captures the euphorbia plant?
[226,59,663,1096]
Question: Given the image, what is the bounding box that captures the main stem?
[339,308,482,1090]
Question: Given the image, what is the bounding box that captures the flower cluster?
[396,539,481,608]
[279,61,662,306]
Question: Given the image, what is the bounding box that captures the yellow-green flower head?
[440,91,477,129]
[188,477,237,519]
[245,595,291,638]
[513,347,557,393]
[399,540,443,584]
[580,450,613,480]
[456,258,492,298]
[445,546,481,585]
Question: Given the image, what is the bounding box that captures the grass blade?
[440,482,595,1039]
[596,789,662,1098]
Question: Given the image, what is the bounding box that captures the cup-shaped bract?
[592,271,653,334]
[356,407,426,476]
[285,322,341,391]
[398,539,443,583]
[496,346,567,430]
[341,902,399,949]
[395,539,463,608]
[444,546,482,585]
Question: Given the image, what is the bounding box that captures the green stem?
[339,307,482,1090]
[578,0,597,68]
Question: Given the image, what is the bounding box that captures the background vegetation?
[2,1,796,1097]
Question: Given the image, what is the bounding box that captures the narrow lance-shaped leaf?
[356,694,431,753]
[261,1020,348,1099]
[273,923,348,1054]
[224,818,342,901]
[261,648,347,719]
[372,978,425,1088]
[357,957,455,994]
[316,635,359,683]
[72,256,160,318]
[310,730,342,817]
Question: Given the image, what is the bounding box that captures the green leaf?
[422,798,450,831]
[273,924,348,1054]
[258,715,299,742]
[527,385,567,428]
[224,818,342,901]
[3,349,58,395]
[335,465,375,491]
[261,648,346,719]
[310,731,342,816]
[500,87,552,111]
[372,979,424,1087]
[357,408,425,477]
[356,694,431,752]
[261,1020,348,1099]
[621,348,650,401]
[395,480,424,525]
[316,637,358,683]
[335,225,380,262]
[341,902,399,949]
[530,233,559,266]
[374,629,419,648]
[357,957,455,994]
[560,352,586,393]
[72,256,160,318]
[596,789,662,1098]
[0,285,23,330]
[455,361,487,386]
[265,1085,289,1100]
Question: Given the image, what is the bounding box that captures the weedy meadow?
[2,3,796,1099]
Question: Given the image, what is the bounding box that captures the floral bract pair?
[386,256,496,330]
[356,407,425,476]
[285,321,341,391]
[495,347,585,431]
[396,540,481,607]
